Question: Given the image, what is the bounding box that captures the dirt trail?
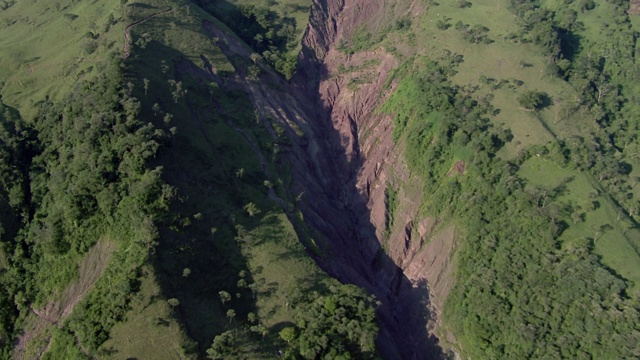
[123,7,172,59]
[13,241,116,360]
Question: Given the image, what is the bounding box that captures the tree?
[247,65,261,81]
[250,53,262,64]
[167,298,180,308]
[207,331,234,359]
[250,324,268,338]
[517,90,548,110]
[436,19,451,30]
[571,207,583,224]
[279,327,296,343]
[226,309,236,323]
[248,283,258,298]
[244,202,261,217]
[247,312,257,323]
[167,80,186,103]
[218,291,231,305]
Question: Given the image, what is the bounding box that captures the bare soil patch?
[42,241,116,322]
[629,0,640,14]
[447,161,465,177]
[13,240,116,359]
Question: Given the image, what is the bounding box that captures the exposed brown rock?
[293,0,454,357]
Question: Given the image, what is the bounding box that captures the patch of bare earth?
[629,0,640,15]
[13,240,116,359]
[447,161,465,177]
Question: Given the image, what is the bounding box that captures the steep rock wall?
[202,0,456,356]
[290,0,457,358]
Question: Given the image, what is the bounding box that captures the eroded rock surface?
[290,0,457,358]
[200,0,456,357]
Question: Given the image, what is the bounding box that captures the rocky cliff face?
[202,0,456,356]
[289,0,457,358]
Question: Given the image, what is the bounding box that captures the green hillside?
[1,0,640,358]
[0,0,376,359]
[375,0,640,356]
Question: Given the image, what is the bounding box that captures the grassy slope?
[1,0,328,357]
[0,0,125,119]
[100,266,194,359]
[93,0,329,357]
[417,0,585,153]
[519,157,640,288]
[389,0,640,288]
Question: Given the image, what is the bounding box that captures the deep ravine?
[199,0,453,357]
[286,0,451,358]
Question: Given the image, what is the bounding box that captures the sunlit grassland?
[0,0,124,119]
[100,266,193,359]
[410,0,598,158]
[519,156,640,289]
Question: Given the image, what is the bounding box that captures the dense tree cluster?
[0,61,172,353]
[206,283,378,360]
[285,284,378,359]
[0,101,33,356]
[454,21,492,44]
[193,1,300,78]
[449,180,640,358]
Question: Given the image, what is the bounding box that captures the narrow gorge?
[201,0,458,357]
[285,0,457,358]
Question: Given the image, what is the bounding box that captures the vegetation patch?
[192,0,311,78]
[382,51,640,358]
